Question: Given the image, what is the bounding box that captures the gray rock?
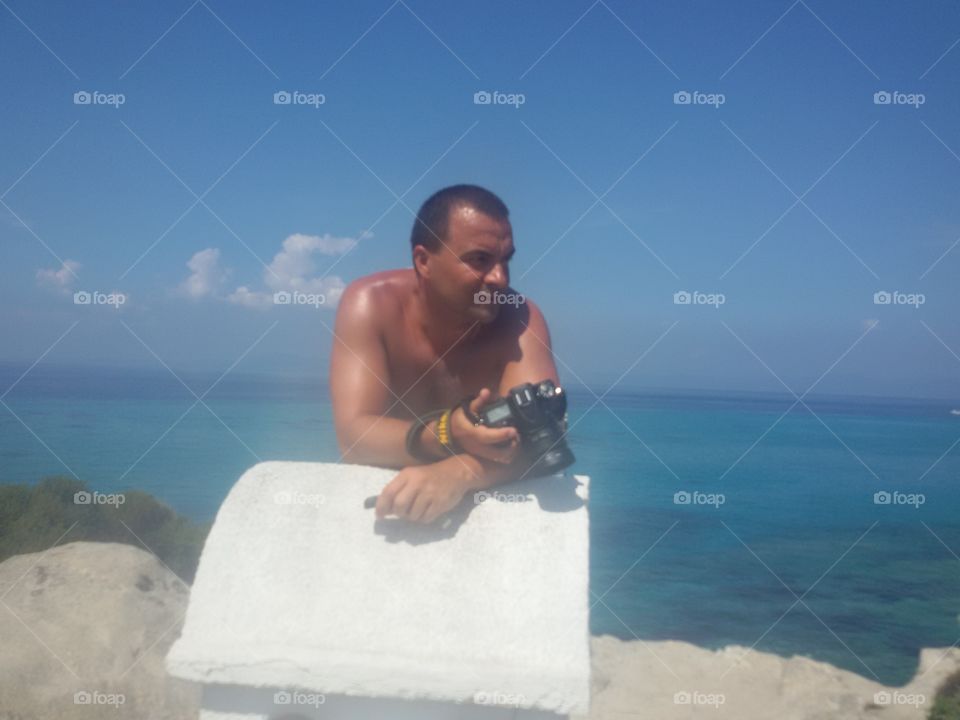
[1,542,957,719]
[577,634,960,720]
[0,541,201,719]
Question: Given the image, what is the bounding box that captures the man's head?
[411,184,515,324]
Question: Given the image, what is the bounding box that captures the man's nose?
[484,262,508,289]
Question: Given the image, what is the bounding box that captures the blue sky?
[2,0,959,399]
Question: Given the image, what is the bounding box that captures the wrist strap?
[458,394,482,426]
[405,410,444,461]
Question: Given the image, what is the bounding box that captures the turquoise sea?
[1,362,958,686]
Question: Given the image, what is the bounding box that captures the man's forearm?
[341,414,529,490]
[340,414,446,468]
[450,451,528,492]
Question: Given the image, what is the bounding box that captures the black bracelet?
[458,394,482,426]
[442,401,470,454]
[405,410,444,462]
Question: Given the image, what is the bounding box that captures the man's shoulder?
[497,290,546,331]
[337,269,413,323]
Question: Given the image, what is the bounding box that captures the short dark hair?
[410,184,509,252]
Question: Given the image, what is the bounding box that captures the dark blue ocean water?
[1,362,958,685]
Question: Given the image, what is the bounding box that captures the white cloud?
[227,285,273,309]
[36,259,81,293]
[225,232,357,310]
[177,248,227,299]
[175,233,357,310]
[263,233,356,292]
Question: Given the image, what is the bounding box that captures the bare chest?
[383,332,505,416]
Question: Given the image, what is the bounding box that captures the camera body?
[476,379,575,476]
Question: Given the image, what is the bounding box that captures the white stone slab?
[166,461,590,717]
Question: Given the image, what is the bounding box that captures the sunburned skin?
[329,201,561,523]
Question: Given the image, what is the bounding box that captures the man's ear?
[412,245,431,278]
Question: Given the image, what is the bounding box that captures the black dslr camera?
[475,379,575,476]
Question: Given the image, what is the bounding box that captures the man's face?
[423,205,515,323]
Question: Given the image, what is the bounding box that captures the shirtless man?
[328,184,561,525]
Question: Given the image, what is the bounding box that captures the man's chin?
[468,303,500,323]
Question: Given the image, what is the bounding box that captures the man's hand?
[449,388,520,465]
[375,455,475,524]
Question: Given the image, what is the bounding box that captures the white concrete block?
[167,461,590,718]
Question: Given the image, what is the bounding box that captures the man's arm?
[377,300,566,523]
[330,283,514,468]
[329,283,430,468]
[476,298,562,487]
[497,298,561,394]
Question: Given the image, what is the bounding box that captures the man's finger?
[422,502,441,525]
[375,475,406,518]
[484,426,518,444]
[497,445,520,464]
[392,483,418,519]
[410,495,432,524]
[468,388,491,415]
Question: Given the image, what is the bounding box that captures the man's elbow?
[335,422,366,465]
[335,419,388,467]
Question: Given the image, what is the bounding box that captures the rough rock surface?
[575,634,960,719]
[1,542,957,719]
[0,541,200,719]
